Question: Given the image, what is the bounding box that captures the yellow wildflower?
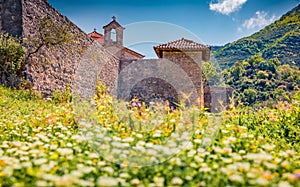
[0,160,6,167]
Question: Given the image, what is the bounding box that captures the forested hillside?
[222,56,300,105]
[213,4,300,69]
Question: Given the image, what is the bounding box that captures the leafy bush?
[51,86,72,104]
[0,34,25,87]
[242,88,257,105]
[257,70,269,79]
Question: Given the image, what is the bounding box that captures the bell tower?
[103,16,125,46]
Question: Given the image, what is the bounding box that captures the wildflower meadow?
[0,85,299,186]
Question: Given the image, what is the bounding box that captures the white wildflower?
[264,162,277,170]
[130,178,140,185]
[278,181,293,187]
[136,133,143,139]
[255,177,269,186]
[12,141,22,147]
[97,176,119,187]
[229,174,244,183]
[97,161,106,167]
[238,162,250,171]
[89,153,99,159]
[66,143,73,147]
[262,144,275,151]
[102,167,114,175]
[119,173,130,178]
[36,180,49,187]
[187,150,196,157]
[71,134,85,142]
[123,137,134,143]
[228,137,237,143]
[57,148,73,156]
[153,177,164,187]
[50,144,58,150]
[199,167,211,172]
[34,158,48,165]
[147,149,157,156]
[21,162,32,168]
[193,139,202,144]
[82,166,94,174]
[171,177,183,185]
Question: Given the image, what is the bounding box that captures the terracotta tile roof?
[154,38,209,50]
[88,30,104,45]
[154,38,210,58]
[88,31,103,38]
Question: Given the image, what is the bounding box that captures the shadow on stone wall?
[118,58,198,105]
[204,86,234,113]
[130,77,179,107]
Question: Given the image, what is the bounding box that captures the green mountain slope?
[213,4,300,69]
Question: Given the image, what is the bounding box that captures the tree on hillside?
[202,61,223,86]
[223,56,300,106]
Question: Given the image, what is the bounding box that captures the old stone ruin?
[0,0,233,112]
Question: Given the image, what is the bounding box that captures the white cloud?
[242,11,276,29]
[209,0,247,15]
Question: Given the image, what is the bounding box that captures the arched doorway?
[130,77,179,108]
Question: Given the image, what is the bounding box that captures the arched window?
[111,29,117,42]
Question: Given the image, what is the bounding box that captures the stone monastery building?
[0,0,232,112]
[88,17,212,108]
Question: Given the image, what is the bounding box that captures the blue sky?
[48,0,299,58]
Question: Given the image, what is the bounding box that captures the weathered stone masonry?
[117,37,233,110]
[0,0,23,36]
[0,0,119,97]
[0,0,233,111]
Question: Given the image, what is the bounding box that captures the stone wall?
[130,77,179,107]
[204,86,234,112]
[118,51,233,111]
[0,2,1,32]
[0,0,233,111]
[73,42,119,99]
[0,0,23,36]
[0,0,119,97]
[118,58,199,106]
[161,51,203,106]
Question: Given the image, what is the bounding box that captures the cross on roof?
[112,16,116,21]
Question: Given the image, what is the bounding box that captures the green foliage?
[257,70,269,79]
[0,17,74,89]
[242,88,257,105]
[277,64,300,85]
[0,86,300,186]
[202,61,223,86]
[51,86,72,104]
[223,56,300,106]
[0,34,25,87]
[231,63,245,80]
[24,17,73,63]
[214,4,300,69]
